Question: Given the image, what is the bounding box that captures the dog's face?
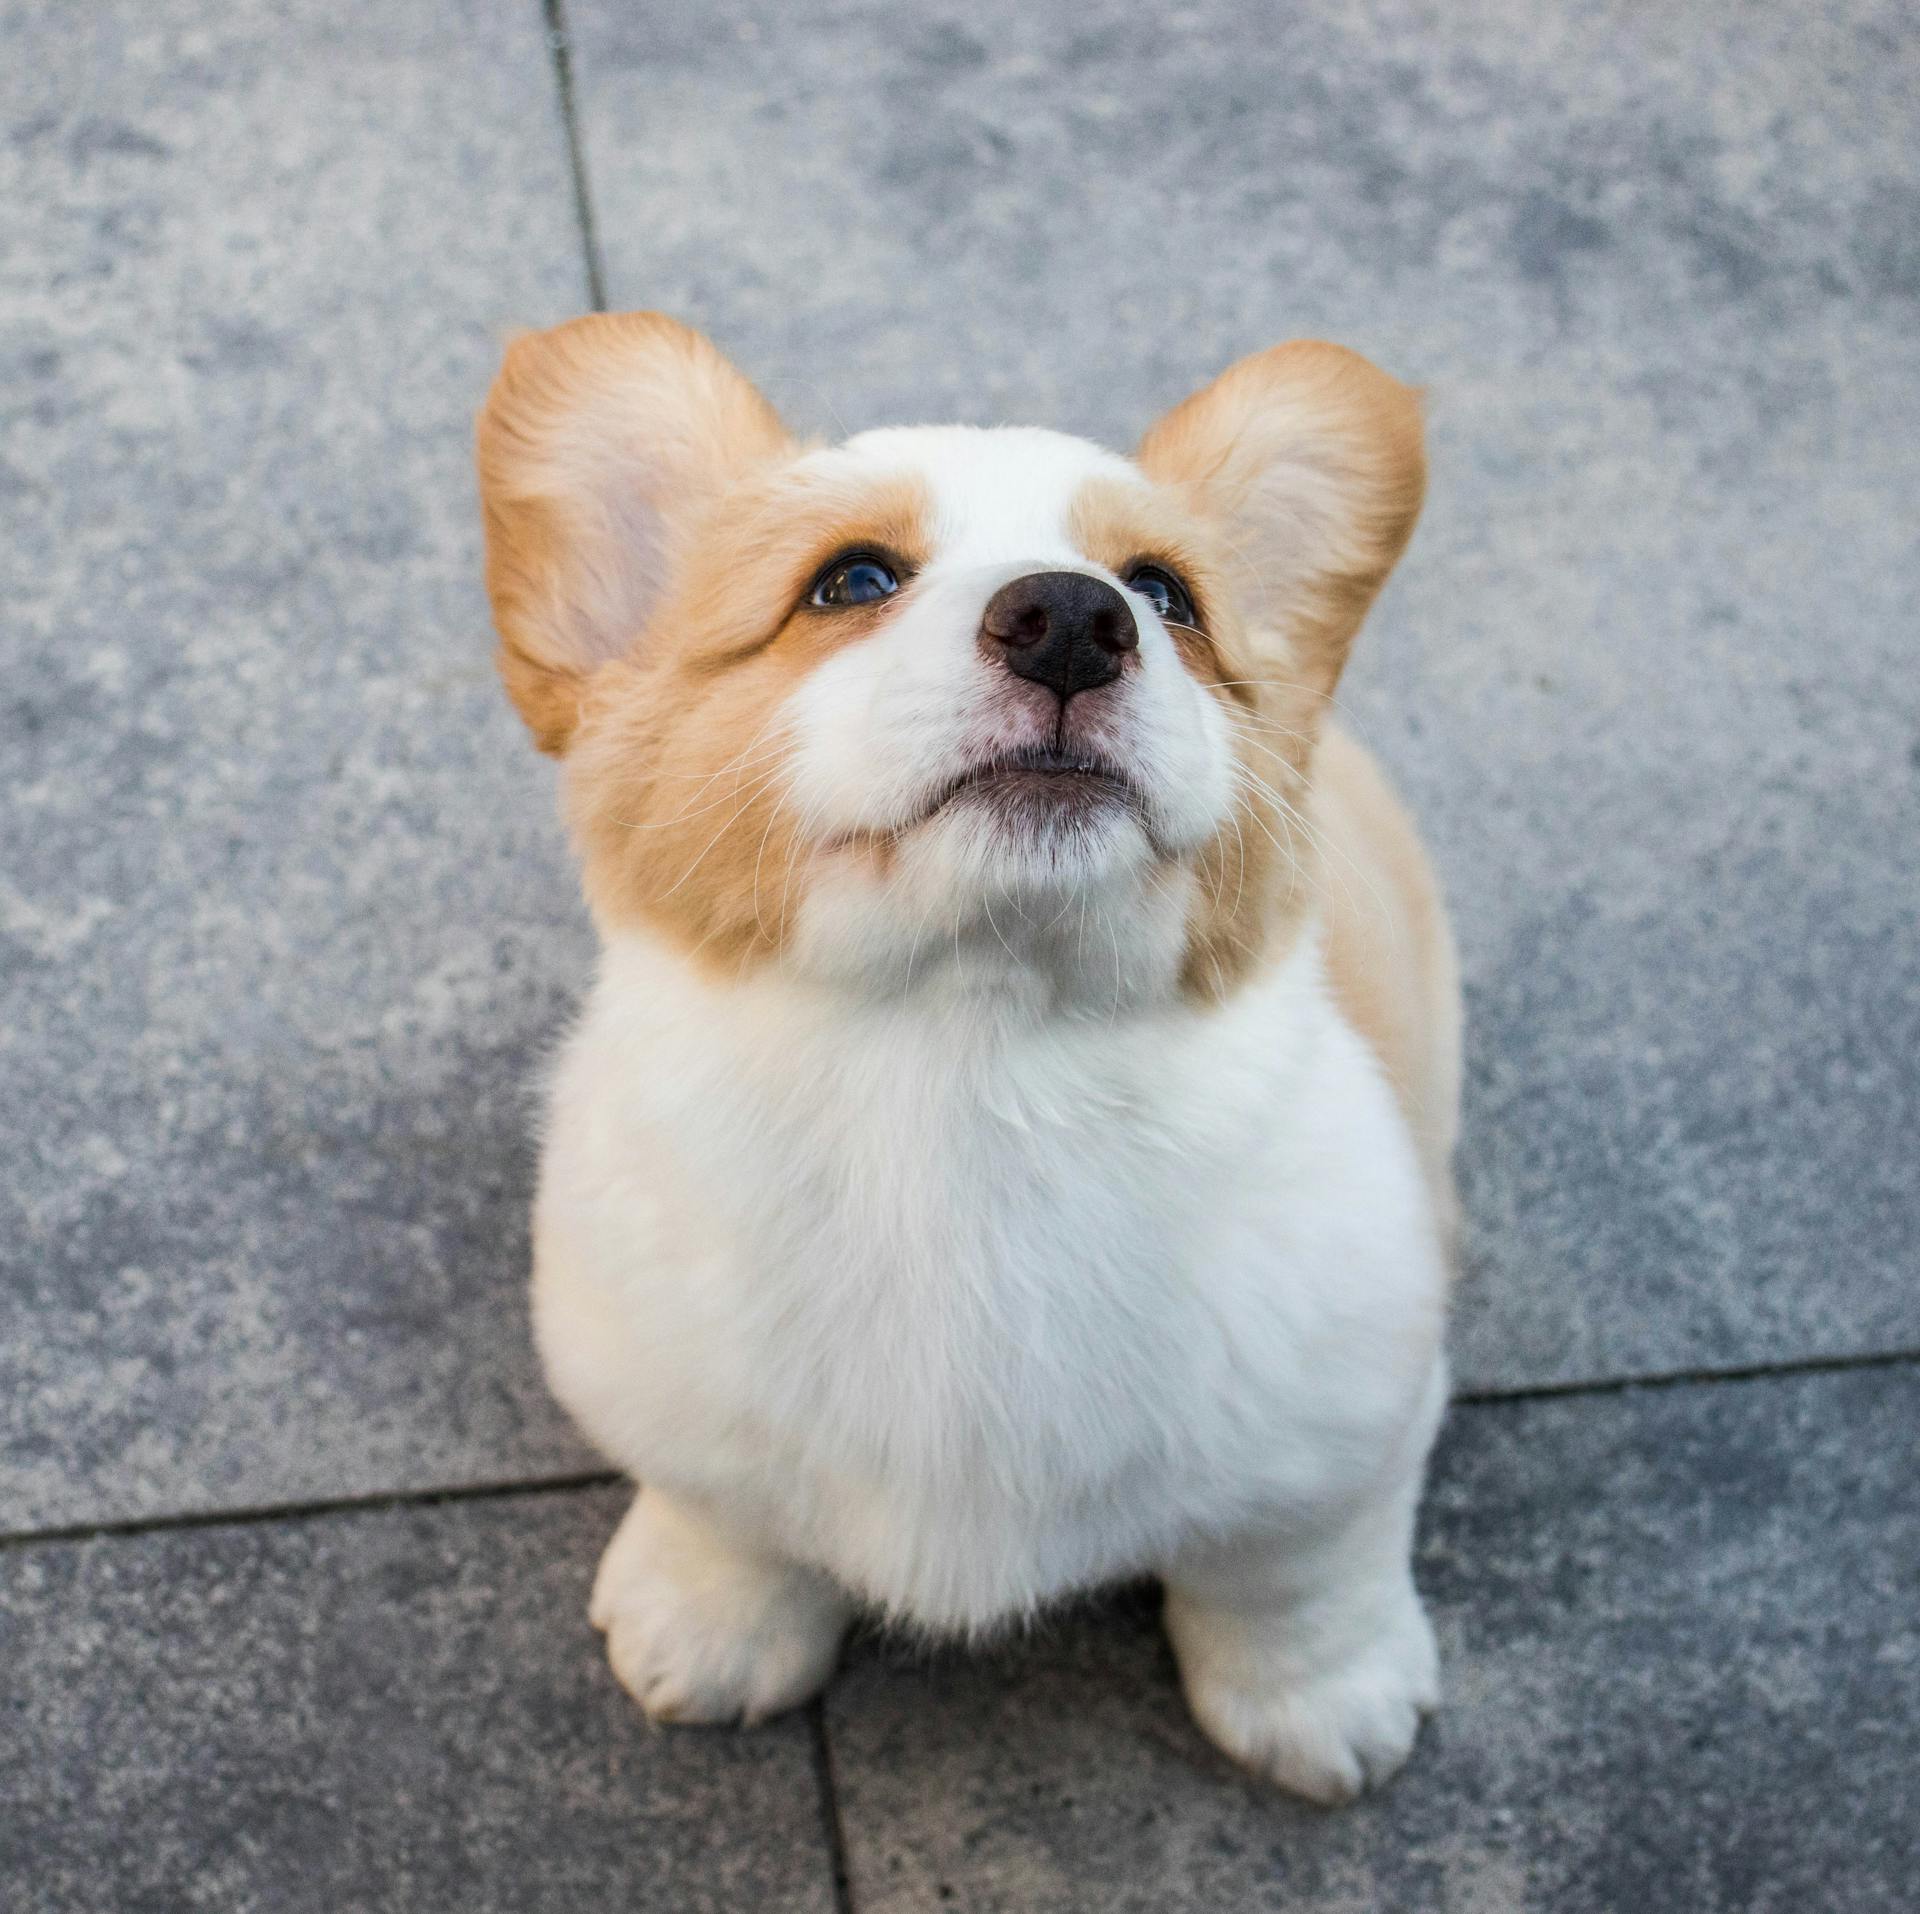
[477,316,1422,1004]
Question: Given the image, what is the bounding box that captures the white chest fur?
[532,931,1446,1632]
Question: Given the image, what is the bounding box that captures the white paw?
[589,1490,850,1727]
[1170,1591,1439,1805]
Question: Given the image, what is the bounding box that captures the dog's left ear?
[1136,342,1424,691]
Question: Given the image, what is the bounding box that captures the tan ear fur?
[1135,341,1425,696]
[475,311,792,753]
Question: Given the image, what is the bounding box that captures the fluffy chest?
[645,977,1269,1445]
[540,936,1440,1623]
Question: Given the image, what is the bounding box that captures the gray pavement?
[3,1,1915,1907]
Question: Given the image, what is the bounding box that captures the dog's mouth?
[817,746,1158,862]
[926,743,1146,831]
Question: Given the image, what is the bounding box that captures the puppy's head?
[477,314,1422,1004]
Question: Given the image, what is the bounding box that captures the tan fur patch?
[1127,342,1428,1003]
[1313,725,1462,1216]
[1068,473,1308,1003]
[567,469,935,971]
[476,311,938,973]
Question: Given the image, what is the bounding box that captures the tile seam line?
[1450,1343,1920,1407]
[3,1346,1916,1553]
[807,1700,858,1914]
[542,0,608,311]
[0,1468,625,1554]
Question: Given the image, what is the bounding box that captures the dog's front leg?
[1162,1462,1439,1804]
[589,1486,852,1726]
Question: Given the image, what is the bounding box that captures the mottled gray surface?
[0,1485,836,1913]
[826,1367,1920,1913]
[0,0,597,1528]
[4,1,1919,1908]
[568,0,1920,1389]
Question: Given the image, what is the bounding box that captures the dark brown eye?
[1125,564,1197,629]
[810,553,900,608]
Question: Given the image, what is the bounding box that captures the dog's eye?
[1126,564,1197,629]
[810,553,901,608]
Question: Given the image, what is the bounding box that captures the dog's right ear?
[475,312,793,754]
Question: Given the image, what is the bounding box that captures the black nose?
[980,570,1139,702]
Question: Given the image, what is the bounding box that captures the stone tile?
[0,0,599,1526]
[568,0,1920,1388]
[823,1365,1920,1913]
[0,1486,835,1913]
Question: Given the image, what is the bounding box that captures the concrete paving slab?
[0,1485,836,1913]
[0,0,599,1527]
[823,1365,1920,1913]
[9,7,1913,1909]
[567,0,1920,1390]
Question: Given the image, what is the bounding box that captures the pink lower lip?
[939,743,1135,799]
[931,753,1145,833]
[936,748,1128,798]
[819,755,1149,856]
[951,764,1130,802]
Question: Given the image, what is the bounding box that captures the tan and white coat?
[477,314,1460,1803]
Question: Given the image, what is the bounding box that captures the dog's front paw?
[590,1489,851,1726]
[1167,1586,1439,1805]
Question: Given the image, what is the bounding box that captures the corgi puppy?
[476,314,1459,1803]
